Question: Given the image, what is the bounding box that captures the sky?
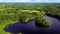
[46,0,60,3]
[0,0,60,3]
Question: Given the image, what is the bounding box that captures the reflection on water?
[4,15,60,34]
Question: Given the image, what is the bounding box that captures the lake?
[4,15,60,34]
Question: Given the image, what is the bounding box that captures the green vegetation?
[18,10,46,23]
[0,9,45,34]
[0,3,60,34]
[43,4,60,19]
[0,10,19,34]
[35,17,50,27]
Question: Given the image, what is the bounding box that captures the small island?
[35,17,50,27]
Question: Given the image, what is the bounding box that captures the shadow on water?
[46,14,60,20]
[4,15,60,34]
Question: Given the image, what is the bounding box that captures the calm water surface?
[4,15,60,34]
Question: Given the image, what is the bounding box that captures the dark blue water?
[4,15,60,34]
